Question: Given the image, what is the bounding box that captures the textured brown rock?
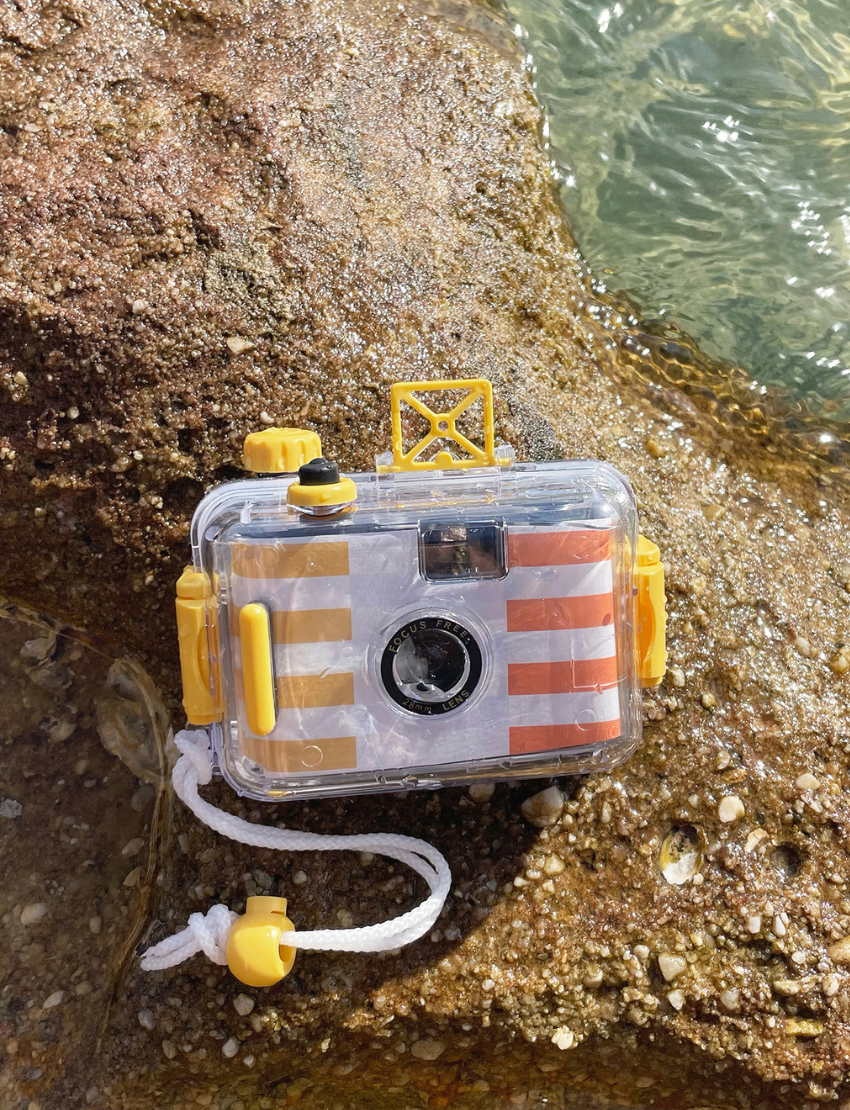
[2,0,850,1108]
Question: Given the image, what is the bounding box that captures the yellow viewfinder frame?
[387,378,506,472]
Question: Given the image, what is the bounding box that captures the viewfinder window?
[418,522,507,582]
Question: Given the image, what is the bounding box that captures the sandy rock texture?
[2,0,850,1108]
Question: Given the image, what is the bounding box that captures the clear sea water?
[505,0,850,423]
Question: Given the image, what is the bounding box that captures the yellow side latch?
[386,378,507,472]
[239,602,277,737]
[635,535,667,687]
[175,566,222,726]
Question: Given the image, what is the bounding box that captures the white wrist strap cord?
[140,730,452,972]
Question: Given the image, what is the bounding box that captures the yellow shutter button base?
[226,896,296,987]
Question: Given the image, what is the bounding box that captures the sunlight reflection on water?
[506,0,850,422]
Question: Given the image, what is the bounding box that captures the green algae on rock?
[1,0,850,1107]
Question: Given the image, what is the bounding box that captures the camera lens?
[380,616,483,715]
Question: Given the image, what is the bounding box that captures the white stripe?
[274,642,360,675]
[503,561,613,600]
[505,626,617,664]
[231,574,351,611]
[266,704,376,741]
[507,688,621,727]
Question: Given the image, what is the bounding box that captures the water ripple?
[506,0,850,421]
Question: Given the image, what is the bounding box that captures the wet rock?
[1,0,850,1108]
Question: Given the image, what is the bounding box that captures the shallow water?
[505,0,850,422]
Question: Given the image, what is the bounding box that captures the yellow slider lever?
[239,602,277,736]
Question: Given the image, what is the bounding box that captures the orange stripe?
[232,542,349,579]
[243,736,357,772]
[276,672,354,709]
[509,719,621,755]
[270,608,352,644]
[506,594,613,633]
[508,658,619,695]
[508,530,612,568]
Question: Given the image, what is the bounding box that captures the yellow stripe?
[232,542,349,579]
[276,672,355,709]
[243,736,357,773]
[271,608,351,644]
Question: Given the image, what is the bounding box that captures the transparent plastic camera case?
[178,381,663,802]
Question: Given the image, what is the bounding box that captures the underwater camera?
[175,379,666,801]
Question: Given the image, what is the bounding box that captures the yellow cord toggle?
[226,896,296,987]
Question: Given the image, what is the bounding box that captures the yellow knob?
[242,428,322,474]
[226,896,296,987]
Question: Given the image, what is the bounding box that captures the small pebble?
[411,1039,445,1060]
[667,989,685,1011]
[746,915,762,934]
[42,991,65,1009]
[138,1009,155,1030]
[658,954,687,982]
[543,854,565,876]
[786,1018,823,1037]
[645,436,666,459]
[123,867,142,888]
[718,796,745,823]
[668,666,685,688]
[790,950,807,966]
[720,989,740,1011]
[828,648,850,676]
[795,773,820,790]
[122,838,145,857]
[89,915,102,935]
[292,870,308,885]
[550,1027,575,1050]
[521,786,565,828]
[20,903,48,926]
[468,782,495,803]
[773,915,787,937]
[582,966,603,989]
[822,974,840,997]
[701,503,725,522]
[745,829,769,851]
[162,1040,177,1060]
[222,1037,240,1059]
[226,336,255,354]
[131,299,148,315]
[0,798,22,819]
[828,936,850,963]
[772,979,800,997]
[233,994,255,1017]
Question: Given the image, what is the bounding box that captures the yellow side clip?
[386,378,506,472]
[175,566,222,726]
[226,896,296,987]
[635,535,667,687]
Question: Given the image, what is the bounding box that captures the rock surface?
[1,0,850,1108]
